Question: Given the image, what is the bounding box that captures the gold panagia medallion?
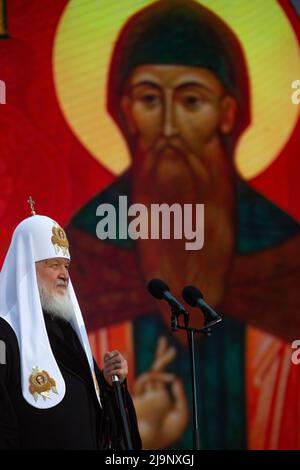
[51,223,69,256]
[29,367,58,402]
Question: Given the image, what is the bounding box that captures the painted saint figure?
[67,0,300,449]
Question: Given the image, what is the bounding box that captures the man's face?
[36,374,45,385]
[119,65,237,314]
[35,257,70,297]
[122,64,236,159]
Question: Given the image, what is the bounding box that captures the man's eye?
[139,93,160,107]
[182,95,204,109]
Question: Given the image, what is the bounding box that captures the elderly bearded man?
[0,214,141,449]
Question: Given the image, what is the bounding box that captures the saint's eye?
[181,94,204,109]
[139,92,161,108]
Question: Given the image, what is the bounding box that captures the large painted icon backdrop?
[1,0,300,449]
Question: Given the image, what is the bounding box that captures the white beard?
[38,282,74,323]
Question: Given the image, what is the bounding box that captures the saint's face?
[119,65,237,315]
[35,257,70,297]
[122,65,236,159]
[36,375,45,385]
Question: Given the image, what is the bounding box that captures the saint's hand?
[132,337,189,449]
[103,349,128,386]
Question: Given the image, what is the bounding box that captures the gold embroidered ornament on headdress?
[29,367,58,402]
[51,222,69,256]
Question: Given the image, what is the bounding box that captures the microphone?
[148,278,189,327]
[182,285,221,322]
[112,374,120,383]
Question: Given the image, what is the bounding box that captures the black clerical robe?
[0,314,141,450]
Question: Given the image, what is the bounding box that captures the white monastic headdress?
[0,203,101,409]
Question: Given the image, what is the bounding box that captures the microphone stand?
[187,327,200,450]
[112,375,133,450]
[170,307,221,450]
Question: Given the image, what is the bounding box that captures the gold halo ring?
[53,0,300,179]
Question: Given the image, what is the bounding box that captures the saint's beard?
[131,139,235,326]
[37,281,74,323]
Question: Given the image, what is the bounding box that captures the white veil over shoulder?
[0,215,101,409]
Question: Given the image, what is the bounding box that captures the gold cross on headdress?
[27,196,36,216]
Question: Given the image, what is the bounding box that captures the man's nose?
[58,266,69,281]
[163,90,178,138]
